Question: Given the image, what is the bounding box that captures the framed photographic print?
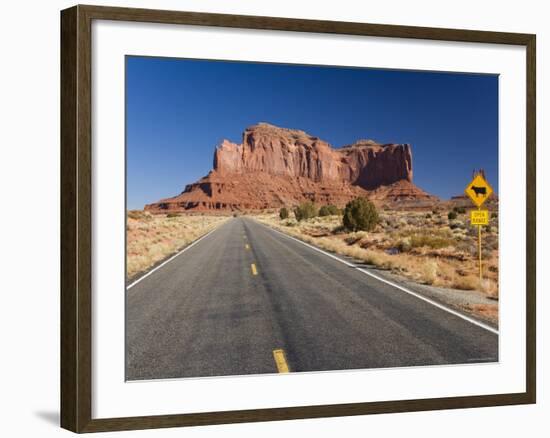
[60,4,536,433]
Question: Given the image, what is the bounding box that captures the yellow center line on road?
[273,349,290,373]
[250,263,258,276]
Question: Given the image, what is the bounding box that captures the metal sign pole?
[478,207,482,285]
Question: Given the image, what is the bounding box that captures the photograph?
[125,56,499,381]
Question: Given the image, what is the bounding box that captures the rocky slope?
[145,123,436,212]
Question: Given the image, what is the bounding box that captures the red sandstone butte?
[145,123,436,212]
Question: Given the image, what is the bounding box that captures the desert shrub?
[384,216,396,227]
[398,218,408,227]
[342,198,379,232]
[344,231,368,245]
[425,213,432,219]
[451,226,464,235]
[279,207,289,220]
[318,206,329,217]
[396,237,412,252]
[294,201,317,221]
[166,212,181,218]
[453,206,466,214]
[448,211,457,220]
[319,204,340,216]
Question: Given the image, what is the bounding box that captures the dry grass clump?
[418,260,438,285]
[127,209,152,220]
[126,212,229,280]
[409,234,454,250]
[452,274,480,291]
[254,208,499,296]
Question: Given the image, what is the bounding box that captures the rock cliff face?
[214,124,413,189]
[145,123,435,212]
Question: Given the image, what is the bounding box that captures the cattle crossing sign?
[465,172,494,285]
[464,174,493,208]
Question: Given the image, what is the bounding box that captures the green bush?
[342,198,379,232]
[319,204,340,216]
[448,211,457,220]
[166,212,180,218]
[294,201,317,221]
[279,207,289,220]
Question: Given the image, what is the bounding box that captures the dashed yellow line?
[245,244,250,250]
[273,349,290,373]
[251,263,258,275]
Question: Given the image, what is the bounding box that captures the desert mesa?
[145,122,437,212]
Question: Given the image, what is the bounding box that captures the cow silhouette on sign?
[470,185,487,197]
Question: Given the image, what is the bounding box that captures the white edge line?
[261,222,499,336]
[126,226,219,290]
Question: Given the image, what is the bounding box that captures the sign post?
[479,223,482,284]
[464,174,493,285]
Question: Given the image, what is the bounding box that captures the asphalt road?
[126,217,498,380]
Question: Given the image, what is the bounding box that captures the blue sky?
[126,56,498,210]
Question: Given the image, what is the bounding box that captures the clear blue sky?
[126,56,498,210]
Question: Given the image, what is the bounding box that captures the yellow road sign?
[470,209,489,226]
[465,174,493,207]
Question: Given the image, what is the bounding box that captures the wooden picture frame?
[61,4,536,433]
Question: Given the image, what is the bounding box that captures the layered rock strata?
[145,123,435,212]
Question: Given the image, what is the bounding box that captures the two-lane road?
[126,217,498,380]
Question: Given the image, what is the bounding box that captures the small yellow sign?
[465,174,493,208]
[470,209,489,226]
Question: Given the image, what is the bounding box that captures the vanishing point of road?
[126,217,498,380]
